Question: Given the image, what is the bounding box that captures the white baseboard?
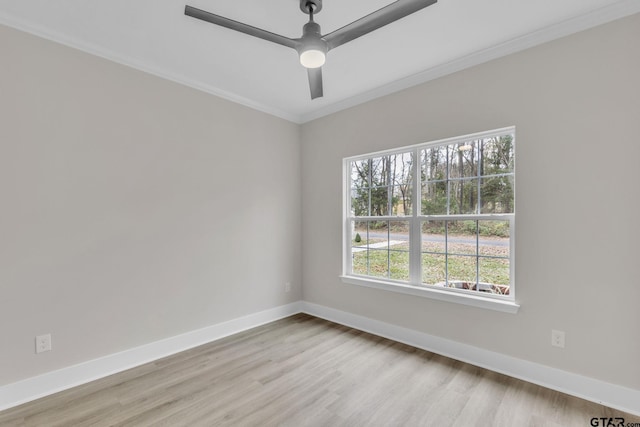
[301,301,640,417]
[0,302,303,412]
[2,300,638,417]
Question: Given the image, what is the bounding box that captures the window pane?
[449,141,480,179]
[367,220,388,241]
[389,152,413,217]
[478,220,510,258]
[392,184,412,216]
[389,220,410,240]
[352,251,368,276]
[389,221,410,280]
[447,255,477,290]
[351,220,411,281]
[351,218,389,277]
[481,135,514,175]
[422,146,447,182]
[351,159,370,187]
[422,220,446,253]
[422,220,447,287]
[370,157,387,187]
[351,188,369,216]
[480,176,514,214]
[369,186,389,216]
[368,249,389,279]
[447,220,477,256]
[479,257,510,295]
[390,250,410,281]
[351,221,369,276]
[351,159,370,216]
[352,221,369,248]
[449,179,479,214]
[421,181,447,215]
[422,253,446,285]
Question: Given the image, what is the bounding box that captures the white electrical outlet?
[36,334,52,353]
[551,330,565,348]
[284,282,291,293]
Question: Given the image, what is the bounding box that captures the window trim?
[342,127,519,314]
[340,275,519,313]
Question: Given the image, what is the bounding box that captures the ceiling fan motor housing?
[300,0,322,14]
[298,21,328,56]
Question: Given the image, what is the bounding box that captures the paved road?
[365,231,509,247]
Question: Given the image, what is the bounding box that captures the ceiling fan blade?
[185,5,299,50]
[307,67,324,99]
[324,0,437,50]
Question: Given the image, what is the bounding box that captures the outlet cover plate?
[551,330,565,348]
[36,334,52,353]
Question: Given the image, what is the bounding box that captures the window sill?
[340,275,520,314]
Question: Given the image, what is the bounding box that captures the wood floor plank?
[0,313,637,426]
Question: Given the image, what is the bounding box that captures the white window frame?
[341,127,519,313]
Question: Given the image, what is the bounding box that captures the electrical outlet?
[551,330,565,348]
[284,282,291,293]
[36,334,52,353]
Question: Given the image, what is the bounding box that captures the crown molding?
[1,1,639,125]
[0,12,301,124]
[298,1,640,123]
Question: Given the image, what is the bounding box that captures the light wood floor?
[1,314,637,426]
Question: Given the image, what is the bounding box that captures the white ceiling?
[1,0,638,123]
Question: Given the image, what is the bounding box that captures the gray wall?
[0,24,301,386]
[301,13,640,389]
[2,12,639,393]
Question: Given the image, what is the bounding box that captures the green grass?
[353,249,410,281]
[352,238,510,293]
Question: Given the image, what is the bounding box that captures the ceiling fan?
[185,0,437,100]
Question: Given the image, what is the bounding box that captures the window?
[343,127,517,312]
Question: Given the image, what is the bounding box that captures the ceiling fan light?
[300,49,326,68]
